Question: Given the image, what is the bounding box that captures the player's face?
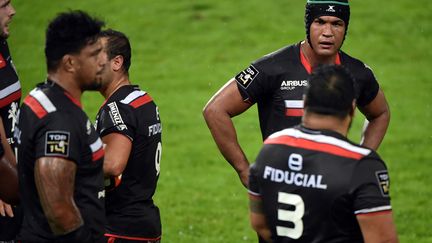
[74,39,107,91]
[309,16,346,57]
[0,0,15,39]
[98,37,114,90]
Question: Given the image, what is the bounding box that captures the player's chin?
[83,79,102,91]
[0,28,9,39]
[316,47,337,57]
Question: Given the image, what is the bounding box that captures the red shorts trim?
[105,233,161,242]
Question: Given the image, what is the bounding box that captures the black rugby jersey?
[235,42,379,139]
[15,81,106,242]
[0,38,22,241]
[95,85,162,239]
[0,38,21,148]
[249,126,392,243]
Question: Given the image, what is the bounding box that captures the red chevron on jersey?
[0,80,21,108]
[120,90,152,108]
[285,100,304,117]
[265,128,371,160]
[0,53,6,69]
[23,89,57,119]
[300,47,341,74]
[90,137,104,161]
[105,233,161,242]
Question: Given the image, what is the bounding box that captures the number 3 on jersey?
[277,192,305,239]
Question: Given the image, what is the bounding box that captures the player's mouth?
[2,21,11,36]
[318,41,334,49]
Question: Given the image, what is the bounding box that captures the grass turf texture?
[10,0,432,242]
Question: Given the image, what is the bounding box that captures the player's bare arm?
[358,89,390,150]
[249,194,272,242]
[0,155,18,205]
[34,157,83,235]
[357,212,399,243]
[0,117,18,215]
[0,117,16,167]
[203,78,253,188]
[102,132,132,176]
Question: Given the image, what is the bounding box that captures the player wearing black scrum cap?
[204,0,390,187]
[203,1,391,242]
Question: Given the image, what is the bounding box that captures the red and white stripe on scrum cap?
[120,90,153,108]
[265,128,371,160]
[23,88,57,119]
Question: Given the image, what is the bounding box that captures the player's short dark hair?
[99,29,131,75]
[304,65,357,118]
[45,10,105,72]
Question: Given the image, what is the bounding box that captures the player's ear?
[111,55,124,72]
[350,99,356,117]
[62,54,75,73]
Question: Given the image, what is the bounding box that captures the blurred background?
[10,0,432,242]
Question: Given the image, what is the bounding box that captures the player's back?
[249,126,389,242]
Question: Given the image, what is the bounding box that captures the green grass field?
[10,0,432,242]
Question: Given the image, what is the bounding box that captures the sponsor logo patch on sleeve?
[107,102,127,131]
[45,131,70,157]
[375,170,390,197]
[235,65,259,88]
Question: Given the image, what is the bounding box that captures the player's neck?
[301,111,350,137]
[302,40,338,67]
[102,75,130,99]
[47,73,83,102]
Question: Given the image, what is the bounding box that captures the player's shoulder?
[339,50,376,78]
[110,85,155,110]
[265,126,373,161]
[21,84,90,138]
[358,149,385,167]
[22,83,68,119]
[252,43,299,72]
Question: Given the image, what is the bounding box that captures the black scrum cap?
[305,0,350,47]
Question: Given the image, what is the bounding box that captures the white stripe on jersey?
[120,90,146,105]
[284,100,304,108]
[90,137,103,153]
[29,89,57,113]
[268,128,371,156]
[354,205,392,214]
[0,80,21,99]
[248,190,261,197]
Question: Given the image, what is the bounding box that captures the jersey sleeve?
[96,101,135,141]
[350,153,392,215]
[248,162,261,196]
[34,113,82,164]
[235,62,273,104]
[356,64,379,107]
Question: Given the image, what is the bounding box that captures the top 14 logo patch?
[235,65,259,88]
[375,170,390,197]
[45,131,70,157]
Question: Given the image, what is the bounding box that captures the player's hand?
[238,169,250,189]
[0,199,14,217]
